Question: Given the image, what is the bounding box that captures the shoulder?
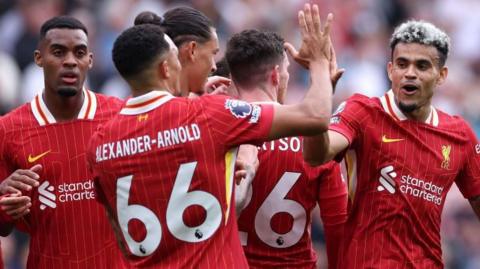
[335,93,381,112]
[346,93,381,107]
[434,110,479,142]
[332,93,382,120]
[0,103,35,131]
[436,109,472,130]
[94,92,124,108]
[92,92,124,119]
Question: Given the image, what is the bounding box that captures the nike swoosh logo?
[382,135,404,143]
[28,150,51,163]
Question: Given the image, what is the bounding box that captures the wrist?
[309,59,330,69]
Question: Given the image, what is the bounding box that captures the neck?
[131,80,174,97]
[179,72,190,97]
[404,105,432,122]
[237,84,277,103]
[43,88,84,122]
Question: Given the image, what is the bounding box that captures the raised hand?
[285,4,333,69]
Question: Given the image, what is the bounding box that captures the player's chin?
[398,100,418,113]
[57,86,80,97]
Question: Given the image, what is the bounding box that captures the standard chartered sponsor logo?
[377,165,397,194]
[38,179,95,210]
[399,175,443,205]
[378,166,443,205]
[38,181,56,210]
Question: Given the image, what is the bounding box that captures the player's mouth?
[400,83,419,96]
[60,72,79,84]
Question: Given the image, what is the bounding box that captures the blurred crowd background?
[1,0,479,268]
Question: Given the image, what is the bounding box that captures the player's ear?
[436,66,448,86]
[179,41,197,62]
[34,50,43,67]
[271,65,280,86]
[88,52,93,69]
[160,60,170,79]
[387,61,393,82]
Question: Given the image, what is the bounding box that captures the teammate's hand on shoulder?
[0,164,42,195]
[0,193,32,220]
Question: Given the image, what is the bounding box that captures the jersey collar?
[379,90,439,127]
[30,88,98,126]
[120,90,174,115]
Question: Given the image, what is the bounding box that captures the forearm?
[234,145,258,216]
[301,60,333,131]
[303,133,331,166]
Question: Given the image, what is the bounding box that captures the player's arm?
[267,5,333,140]
[469,195,480,220]
[303,131,349,166]
[234,145,258,216]
[0,194,32,236]
[317,162,348,268]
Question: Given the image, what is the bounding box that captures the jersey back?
[89,92,274,268]
[237,136,347,269]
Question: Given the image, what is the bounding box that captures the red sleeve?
[198,95,274,147]
[86,130,108,206]
[328,95,371,162]
[0,120,14,184]
[455,121,480,199]
[316,161,348,269]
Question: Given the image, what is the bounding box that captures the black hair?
[226,29,285,87]
[112,24,169,79]
[40,16,88,40]
[212,57,230,77]
[134,7,214,47]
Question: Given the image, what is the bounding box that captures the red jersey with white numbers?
[237,136,347,269]
[330,91,480,269]
[88,91,274,268]
[0,89,125,269]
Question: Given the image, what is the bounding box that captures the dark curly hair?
[112,24,169,79]
[226,29,285,87]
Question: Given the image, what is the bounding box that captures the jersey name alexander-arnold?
[95,123,201,162]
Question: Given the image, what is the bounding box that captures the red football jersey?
[88,91,274,268]
[330,91,480,269]
[0,89,125,269]
[237,135,347,269]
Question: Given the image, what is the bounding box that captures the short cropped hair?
[226,29,285,88]
[134,7,214,47]
[40,16,88,39]
[112,24,169,79]
[390,20,450,67]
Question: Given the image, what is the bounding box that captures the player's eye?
[416,61,431,71]
[76,50,87,57]
[396,61,408,69]
[52,49,63,57]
